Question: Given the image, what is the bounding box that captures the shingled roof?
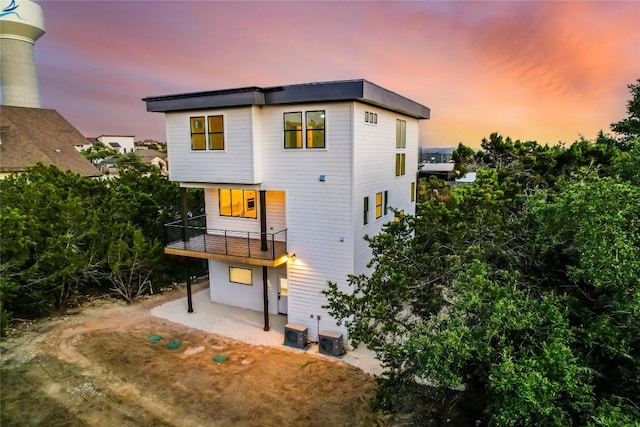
[0,105,101,177]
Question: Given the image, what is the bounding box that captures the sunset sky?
[30,1,640,148]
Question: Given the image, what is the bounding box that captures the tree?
[610,79,640,144]
[0,164,203,334]
[324,140,640,424]
[80,141,120,164]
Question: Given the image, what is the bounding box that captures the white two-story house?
[143,79,429,347]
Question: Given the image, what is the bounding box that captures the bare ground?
[0,286,383,427]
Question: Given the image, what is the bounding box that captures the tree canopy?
[0,165,203,335]
[324,81,640,425]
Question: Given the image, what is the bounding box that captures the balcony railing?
[163,215,287,261]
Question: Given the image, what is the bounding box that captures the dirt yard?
[0,286,383,427]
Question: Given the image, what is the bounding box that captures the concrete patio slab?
[150,287,383,376]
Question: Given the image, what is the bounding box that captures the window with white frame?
[190,115,224,150]
[284,110,325,149]
[396,119,406,148]
[219,189,257,218]
[229,266,252,285]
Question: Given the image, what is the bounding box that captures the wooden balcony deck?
[164,231,288,267]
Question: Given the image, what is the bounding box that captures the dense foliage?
[324,82,640,425]
[0,166,203,335]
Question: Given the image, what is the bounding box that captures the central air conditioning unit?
[284,323,308,349]
[318,330,346,356]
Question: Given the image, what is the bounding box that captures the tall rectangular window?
[229,266,252,285]
[411,182,415,202]
[363,196,369,225]
[190,116,206,150]
[208,115,224,150]
[375,192,383,219]
[395,153,406,176]
[384,190,388,215]
[306,110,325,148]
[284,112,302,149]
[396,119,406,148]
[219,189,257,218]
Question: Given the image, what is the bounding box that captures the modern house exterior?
[143,79,429,345]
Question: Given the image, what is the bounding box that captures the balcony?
[163,215,288,267]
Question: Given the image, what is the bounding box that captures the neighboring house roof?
[0,105,102,177]
[143,79,430,119]
[136,148,167,162]
[108,142,122,148]
[419,163,455,172]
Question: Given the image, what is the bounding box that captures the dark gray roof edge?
[143,79,430,119]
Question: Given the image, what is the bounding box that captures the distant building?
[419,146,454,163]
[96,135,135,154]
[0,105,101,178]
[135,139,166,151]
[418,162,456,181]
[137,148,168,174]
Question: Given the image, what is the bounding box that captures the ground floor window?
[229,266,252,285]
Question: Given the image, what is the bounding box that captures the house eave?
[143,79,430,119]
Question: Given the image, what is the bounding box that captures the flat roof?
[142,79,430,119]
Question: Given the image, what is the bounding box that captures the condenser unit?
[284,323,308,349]
[318,330,345,356]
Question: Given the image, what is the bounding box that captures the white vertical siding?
[265,190,286,233]
[164,97,424,345]
[209,260,284,314]
[352,102,419,274]
[260,102,354,341]
[164,108,259,184]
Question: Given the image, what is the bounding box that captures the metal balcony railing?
[163,215,287,261]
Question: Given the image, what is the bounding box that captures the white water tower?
[0,0,45,107]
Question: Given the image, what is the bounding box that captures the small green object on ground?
[148,335,162,343]
[213,354,228,363]
[167,341,181,349]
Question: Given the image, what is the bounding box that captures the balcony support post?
[262,266,269,331]
[260,190,268,251]
[180,187,189,244]
[186,260,193,313]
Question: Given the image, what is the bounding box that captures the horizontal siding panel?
[165,108,258,184]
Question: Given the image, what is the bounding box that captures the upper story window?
[384,190,389,215]
[190,115,224,151]
[396,119,406,148]
[208,116,224,150]
[306,111,325,148]
[284,112,303,149]
[191,116,206,150]
[375,192,383,219]
[219,189,257,219]
[365,111,378,124]
[363,196,369,225]
[284,110,325,149]
[395,153,406,176]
